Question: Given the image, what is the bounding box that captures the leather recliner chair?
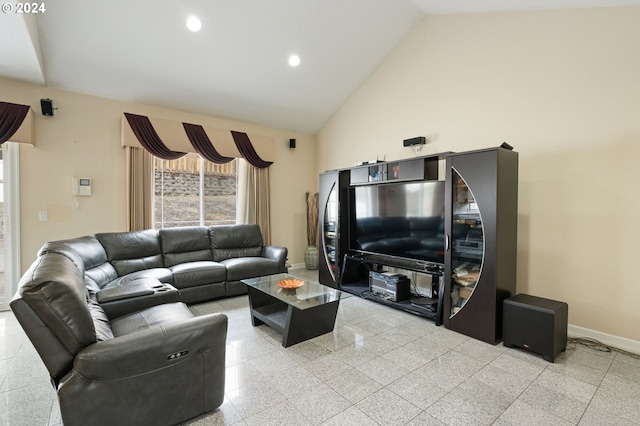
[11,248,228,426]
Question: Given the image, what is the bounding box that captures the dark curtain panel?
[183,123,234,164]
[230,130,273,168]
[124,113,186,160]
[0,101,30,145]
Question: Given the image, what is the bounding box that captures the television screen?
[350,181,445,264]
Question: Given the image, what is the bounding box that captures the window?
[153,153,237,229]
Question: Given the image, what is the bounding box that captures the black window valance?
[123,113,274,167]
[183,122,235,164]
[231,131,273,169]
[0,101,30,145]
[124,113,186,160]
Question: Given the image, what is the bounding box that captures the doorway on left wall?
[0,142,20,311]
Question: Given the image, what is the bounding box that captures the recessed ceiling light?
[186,16,202,32]
[288,55,301,67]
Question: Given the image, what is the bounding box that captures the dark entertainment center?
[318,147,518,344]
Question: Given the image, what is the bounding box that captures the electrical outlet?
[38,211,48,221]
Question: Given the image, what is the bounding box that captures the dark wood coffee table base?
[247,286,340,347]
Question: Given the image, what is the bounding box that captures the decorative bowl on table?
[278,279,305,289]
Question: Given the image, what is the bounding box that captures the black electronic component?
[403,136,425,147]
[369,271,410,302]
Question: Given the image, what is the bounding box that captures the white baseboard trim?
[568,324,640,355]
[275,270,640,355]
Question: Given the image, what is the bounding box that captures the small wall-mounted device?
[72,178,92,196]
[40,98,54,116]
[403,136,427,154]
[403,136,426,147]
[289,138,296,149]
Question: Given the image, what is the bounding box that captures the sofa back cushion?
[210,224,262,262]
[17,252,98,356]
[96,229,164,276]
[40,236,118,291]
[38,239,86,274]
[160,226,214,267]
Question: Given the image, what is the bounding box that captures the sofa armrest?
[97,280,155,303]
[262,245,288,271]
[73,313,227,380]
[99,282,181,319]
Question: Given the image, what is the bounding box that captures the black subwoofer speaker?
[503,294,568,362]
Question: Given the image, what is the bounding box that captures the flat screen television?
[349,180,445,265]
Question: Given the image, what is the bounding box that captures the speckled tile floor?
[1,268,639,425]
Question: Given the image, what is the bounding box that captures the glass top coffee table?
[241,273,350,347]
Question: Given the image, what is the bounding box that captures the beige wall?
[0,77,318,272]
[318,7,640,341]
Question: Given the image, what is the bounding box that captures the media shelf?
[341,284,442,321]
[350,157,439,185]
[252,303,288,332]
[318,147,518,343]
[318,154,449,289]
[339,254,445,325]
[319,171,350,288]
[444,147,518,344]
[449,186,484,315]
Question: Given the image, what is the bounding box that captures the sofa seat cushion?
[169,261,227,289]
[110,302,194,337]
[102,268,174,290]
[221,257,281,282]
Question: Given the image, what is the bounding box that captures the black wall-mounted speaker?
[403,136,425,147]
[40,98,54,116]
[289,138,296,149]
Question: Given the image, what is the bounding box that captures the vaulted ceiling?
[2,0,639,133]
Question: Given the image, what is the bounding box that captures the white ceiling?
[2,0,639,133]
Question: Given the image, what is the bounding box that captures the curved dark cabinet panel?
[318,171,350,288]
[444,147,518,344]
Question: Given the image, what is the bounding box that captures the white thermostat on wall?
[72,178,92,196]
